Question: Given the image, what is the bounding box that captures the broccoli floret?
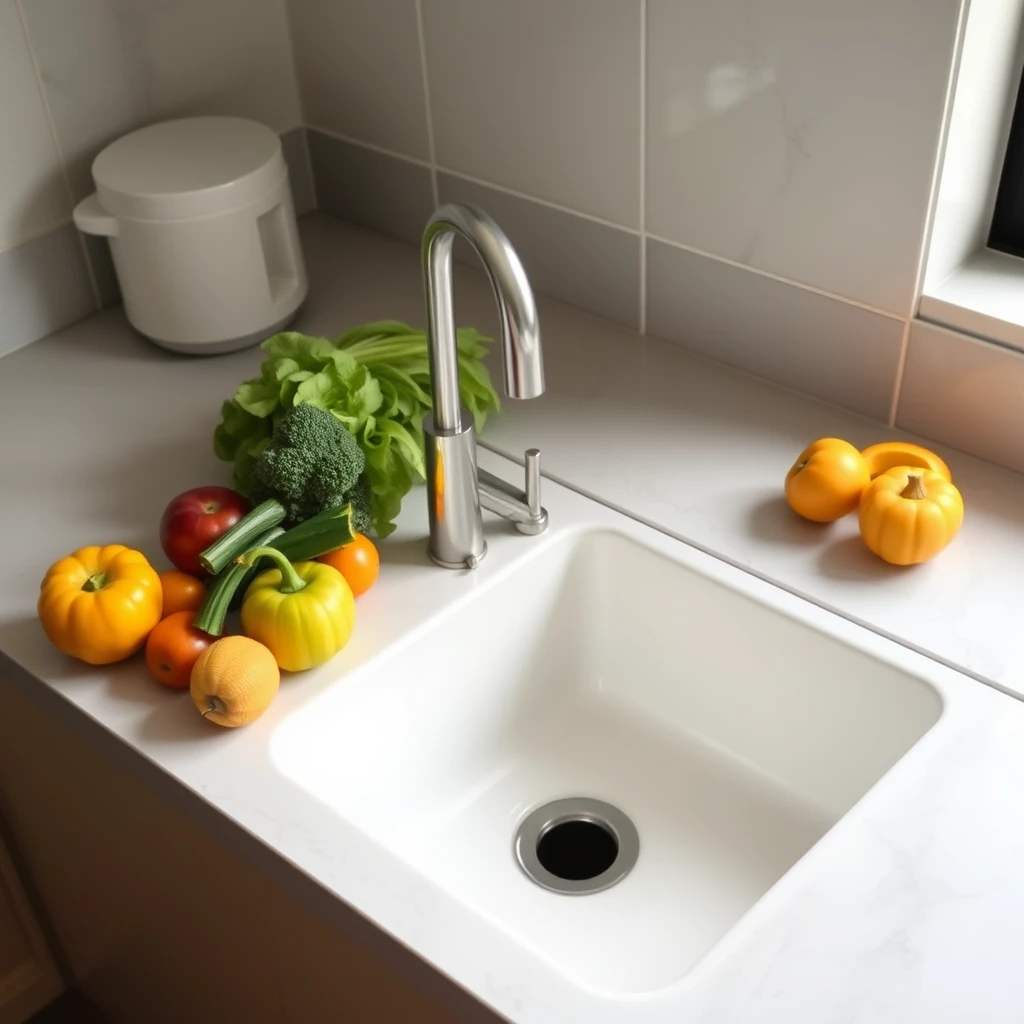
[346,474,373,535]
[251,404,366,523]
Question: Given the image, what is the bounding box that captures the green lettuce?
[213,321,500,537]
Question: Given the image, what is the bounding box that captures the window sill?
[919,248,1024,350]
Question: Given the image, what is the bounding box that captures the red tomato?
[317,534,380,597]
[159,486,249,577]
[145,611,213,690]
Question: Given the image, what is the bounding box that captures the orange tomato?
[159,570,206,618]
[145,611,213,690]
[317,534,380,597]
[785,437,870,523]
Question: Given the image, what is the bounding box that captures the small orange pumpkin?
[38,544,163,664]
[858,467,963,565]
[785,438,871,523]
[861,441,952,482]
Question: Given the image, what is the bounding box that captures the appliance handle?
[73,193,119,237]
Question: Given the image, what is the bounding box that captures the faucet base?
[513,511,549,536]
[428,543,488,571]
[423,411,487,569]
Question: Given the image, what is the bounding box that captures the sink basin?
[271,527,941,994]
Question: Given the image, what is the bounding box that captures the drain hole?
[516,798,639,895]
[536,817,619,881]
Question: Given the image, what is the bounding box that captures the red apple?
[159,486,249,577]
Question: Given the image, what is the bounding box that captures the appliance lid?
[91,116,285,221]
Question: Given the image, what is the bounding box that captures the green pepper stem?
[82,572,107,592]
[193,525,285,637]
[243,546,306,594]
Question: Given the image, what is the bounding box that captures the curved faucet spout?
[421,203,548,569]
[422,204,544,433]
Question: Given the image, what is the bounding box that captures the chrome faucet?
[422,203,548,569]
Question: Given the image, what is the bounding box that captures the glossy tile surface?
[423,0,642,227]
[0,225,95,357]
[438,174,641,330]
[646,239,904,420]
[645,0,960,314]
[0,0,69,251]
[897,319,1024,475]
[308,130,433,245]
[21,0,302,202]
[288,0,429,160]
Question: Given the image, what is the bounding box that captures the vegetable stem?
[200,499,286,575]
[194,525,284,636]
[194,505,355,636]
[243,547,306,594]
[82,572,107,592]
[274,503,354,562]
[900,475,927,500]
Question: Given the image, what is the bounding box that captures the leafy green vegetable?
[213,321,501,536]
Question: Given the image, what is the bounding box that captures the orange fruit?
[159,570,206,618]
[145,610,212,690]
[317,534,380,597]
[190,636,280,728]
[785,438,870,523]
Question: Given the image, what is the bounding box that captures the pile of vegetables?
[39,404,384,728]
[213,321,501,537]
[784,438,964,565]
[196,404,369,635]
[36,318,498,728]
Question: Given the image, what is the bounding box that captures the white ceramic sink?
[271,523,941,995]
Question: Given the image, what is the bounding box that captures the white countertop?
[4,213,1024,1022]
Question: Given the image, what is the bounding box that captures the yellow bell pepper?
[240,547,355,671]
[38,544,163,664]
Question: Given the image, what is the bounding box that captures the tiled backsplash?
[291,0,964,426]
[8,0,1024,484]
[0,0,306,358]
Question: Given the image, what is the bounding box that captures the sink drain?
[514,798,639,895]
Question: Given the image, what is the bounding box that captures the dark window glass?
[990,69,1024,257]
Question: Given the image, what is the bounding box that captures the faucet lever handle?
[524,449,542,519]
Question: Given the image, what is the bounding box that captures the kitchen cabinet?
[0,678,470,1024]
[0,825,62,1024]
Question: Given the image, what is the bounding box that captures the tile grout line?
[15,0,102,311]
[0,216,74,257]
[646,231,908,323]
[414,0,440,209]
[308,124,637,231]
[438,165,637,233]
[279,2,318,212]
[638,0,648,335]
[888,318,912,427]
[301,127,318,211]
[306,124,435,170]
[306,128,908,327]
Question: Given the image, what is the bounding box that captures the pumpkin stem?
[242,546,306,594]
[900,474,927,500]
[81,572,108,592]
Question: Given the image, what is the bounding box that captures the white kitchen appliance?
[74,116,308,355]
